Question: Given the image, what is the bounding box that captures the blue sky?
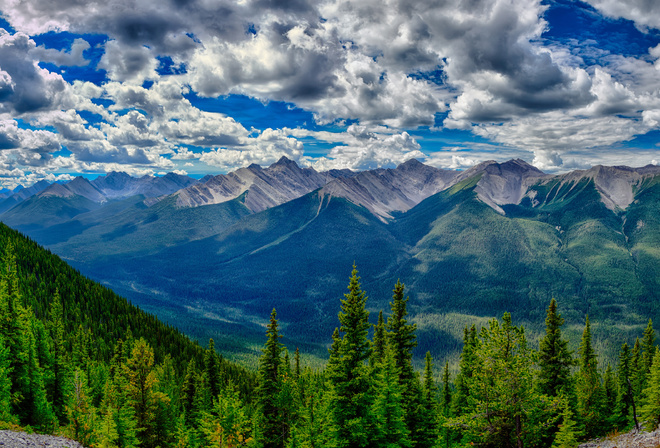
[0,0,659,186]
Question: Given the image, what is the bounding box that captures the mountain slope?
[174,156,347,211]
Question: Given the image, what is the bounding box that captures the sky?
[0,0,659,187]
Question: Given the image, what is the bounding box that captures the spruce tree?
[417,351,438,448]
[257,308,285,448]
[328,264,373,448]
[615,342,636,429]
[371,340,411,448]
[126,338,170,448]
[538,299,573,397]
[386,280,424,446]
[48,289,70,423]
[452,325,477,416]
[371,310,386,368]
[552,398,580,448]
[575,315,604,438]
[641,346,660,431]
[438,361,452,448]
[205,339,221,402]
[641,319,655,378]
[0,335,13,422]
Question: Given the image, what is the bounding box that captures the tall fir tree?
[0,335,13,422]
[552,398,580,448]
[438,361,452,448]
[257,309,285,448]
[48,289,70,423]
[125,338,170,448]
[371,310,386,368]
[615,342,636,429]
[640,346,660,431]
[575,315,604,438]
[386,280,425,446]
[538,299,573,397]
[416,351,438,448]
[371,340,411,448]
[328,264,373,448]
[205,339,222,403]
[641,320,656,378]
[452,325,477,416]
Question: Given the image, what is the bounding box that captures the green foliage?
[327,264,373,448]
[257,309,286,448]
[552,398,581,448]
[576,316,604,438]
[641,346,660,431]
[538,299,573,397]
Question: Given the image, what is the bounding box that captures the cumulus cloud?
[2,0,660,179]
[29,38,90,66]
[98,40,159,84]
[584,0,660,31]
[0,30,68,114]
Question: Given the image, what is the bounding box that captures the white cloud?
[583,0,660,31]
[29,38,90,67]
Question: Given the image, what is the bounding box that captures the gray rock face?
[562,164,660,210]
[321,158,457,220]
[175,156,345,212]
[0,430,86,447]
[469,159,549,214]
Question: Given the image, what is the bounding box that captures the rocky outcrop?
[0,430,86,447]
[579,426,660,448]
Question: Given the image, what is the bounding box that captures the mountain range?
[2,157,660,362]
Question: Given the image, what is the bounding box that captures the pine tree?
[416,351,438,448]
[538,299,573,397]
[371,340,411,448]
[454,313,538,448]
[438,361,452,448]
[615,342,636,430]
[641,319,655,378]
[0,335,13,422]
[371,310,386,368]
[66,369,97,446]
[205,339,222,403]
[257,309,285,448]
[575,315,604,438]
[386,280,425,446]
[552,398,580,448]
[48,289,70,423]
[603,364,617,433]
[452,325,477,416]
[641,346,660,431]
[631,338,644,404]
[181,359,200,429]
[125,338,170,448]
[328,264,373,448]
[201,382,251,447]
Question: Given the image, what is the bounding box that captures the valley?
[2,157,660,365]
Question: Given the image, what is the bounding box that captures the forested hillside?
[0,223,255,446]
[2,224,660,448]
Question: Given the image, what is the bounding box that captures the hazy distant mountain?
[92,171,198,200]
[0,179,51,214]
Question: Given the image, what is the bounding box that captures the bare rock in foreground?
[0,430,86,448]
[579,427,660,448]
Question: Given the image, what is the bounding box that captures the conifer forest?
[1,222,660,448]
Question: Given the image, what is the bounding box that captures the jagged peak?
[271,156,298,168]
[247,163,262,171]
[398,158,425,169]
